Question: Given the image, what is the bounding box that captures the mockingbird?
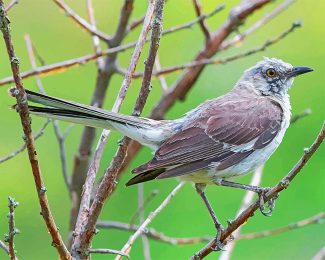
[11,57,313,237]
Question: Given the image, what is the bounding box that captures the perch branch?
[0,3,71,259]
[0,3,225,87]
[6,197,19,260]
[192,122,325,259]
[53,0,112,43]
[116,182,185,259]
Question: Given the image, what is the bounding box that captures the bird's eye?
[266,68,277,78]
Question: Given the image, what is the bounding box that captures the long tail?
[17,90,172,147]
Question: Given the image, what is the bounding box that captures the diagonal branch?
[6,197,19,260]
[0,3,71,259]
[53,0,112,43]
[192,0,211,40]
[192,122,325,259]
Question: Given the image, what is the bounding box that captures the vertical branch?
[68,0,135,244]
[6,197,19,260]
[0,3,71,259]
[71,1,160,258]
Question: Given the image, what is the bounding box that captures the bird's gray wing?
[130,97,283,181]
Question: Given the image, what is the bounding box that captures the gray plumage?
[17,57,313,186]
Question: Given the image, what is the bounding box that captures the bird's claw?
[212,226,226,251]
[258,187,278,217]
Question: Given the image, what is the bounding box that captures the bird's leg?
[214,180,278,217]
[195,183,225,250]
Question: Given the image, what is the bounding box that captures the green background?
[0,0,324,259]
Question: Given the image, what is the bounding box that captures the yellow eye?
[266,68,277,78]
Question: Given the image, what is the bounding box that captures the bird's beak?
[287,66,314,77]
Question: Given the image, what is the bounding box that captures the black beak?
[287,66,314,77]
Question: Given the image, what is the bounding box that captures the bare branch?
[89,249,130,259]
[97,220,212,245]
[0,3,71,259]
[6,197,19,260]
[126,16,145,34]
[0,3,225,87]
[312,247,325,260]
[0,119,50,164]
[291,108,312,124]
[5,0,18,12]
[192,0,211,40]
[24,34,71,193]
[71,1,159,257]
[192,122,325,258]
[154,54,168,91]
[53,0,112,43]
[117,182,185,259]
[0,240,9,255]
[86,0,103,68]
[220,0,296,51]
[239,212,325,240]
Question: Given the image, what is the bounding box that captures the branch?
[117,182,185,259]
[192,122,325,258]
[312,246,325,260]
[0,3,71,259]
[71,0,160,257]
[97,220,212,245]
[239,212,325,240]
[53,0,112,43]
[291,108,312,124]
[5,0,18,12]
[192,0,211,40]
[6,197,19,260]
[0,240,9,255]
[0,119,50,164]
[0,3,225,87]
[219,0,296,51]
[67,0,135,245]
[89,249,130,259]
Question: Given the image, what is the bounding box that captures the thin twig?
[192,0,211,40]
[192,122,325,258]
[126,16,145,34]
[71,1,158,257]
[219,165,264,260]
[0,3,225,87]
[117,182,185,259]
[86,0,103,68]
[6,197,19,260]
[0,240,9,255]
[312,247,325,260]
[129,21,301,78]
[154,54,168,91]
[0,119,50,164]
[291,108,312,124]
[24,34,71,193]
[89,249,130,259]
[53,0,112,43]
[97,220,212,245]
[0,3,71,259]
[4,0,18,12]
[239,212,325,240]
[137,184,151,260]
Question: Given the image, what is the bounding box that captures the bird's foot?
[212,225,226,251]
[258,187,278,216]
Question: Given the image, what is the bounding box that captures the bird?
[11,57,313,236]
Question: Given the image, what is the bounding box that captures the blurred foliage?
[0,0,324,259]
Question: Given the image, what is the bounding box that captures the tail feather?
[126,169,165,186]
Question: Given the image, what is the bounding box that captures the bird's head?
[238,57,313,97]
